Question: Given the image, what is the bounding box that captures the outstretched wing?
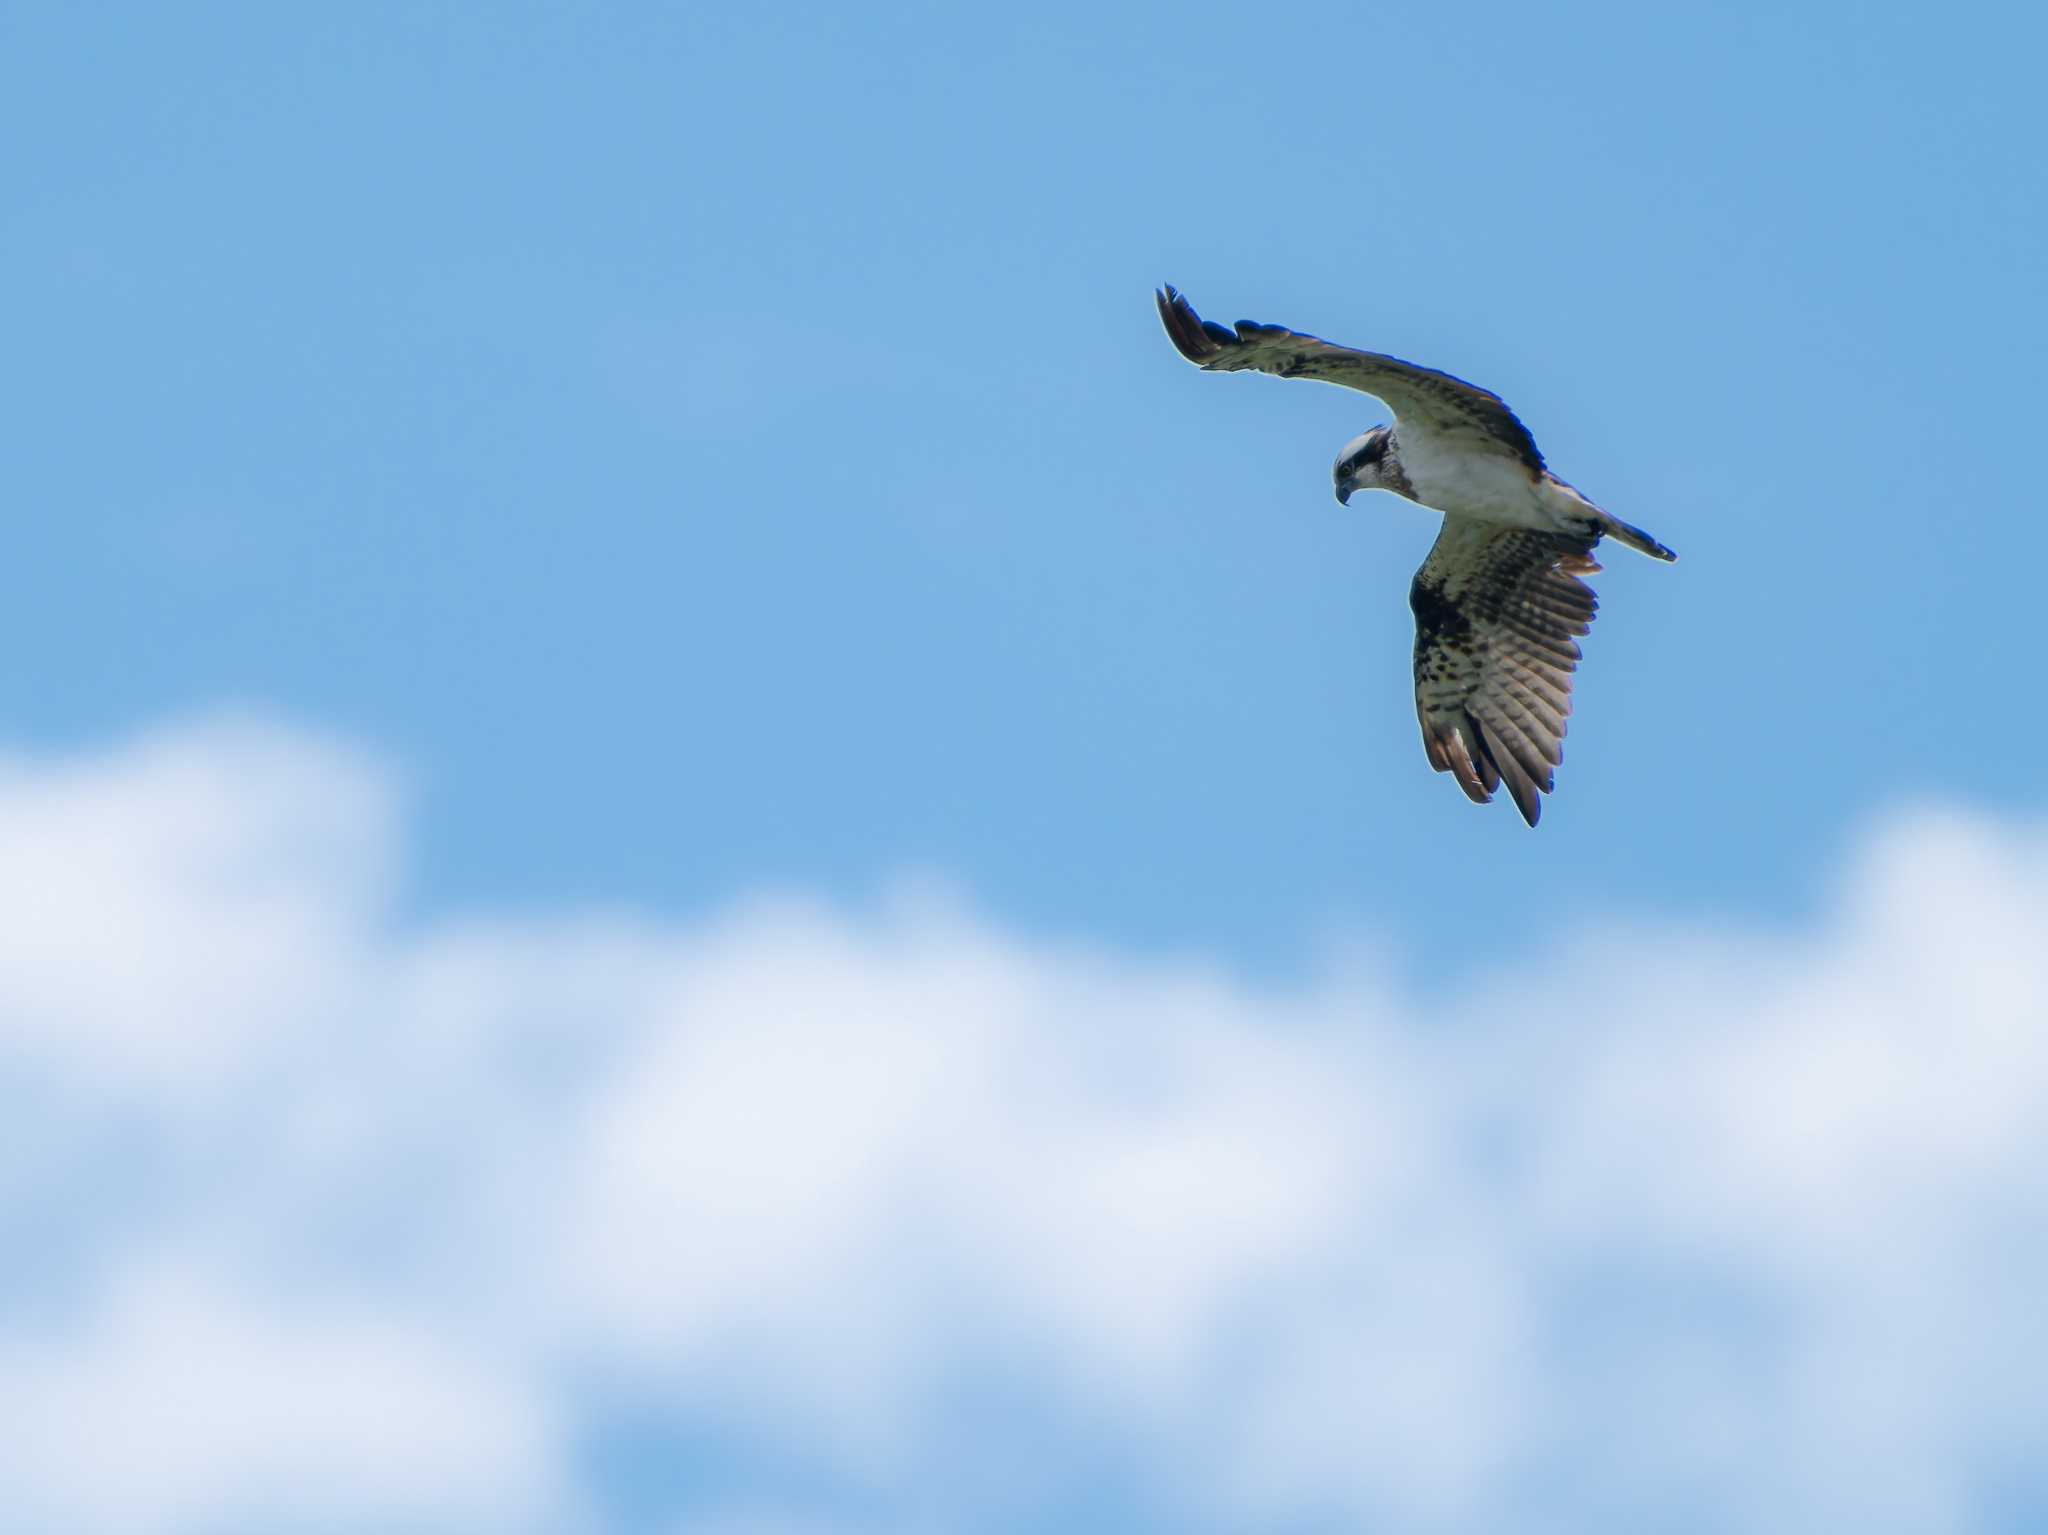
[1409,520,1601,826]
[1156,284,1544,472]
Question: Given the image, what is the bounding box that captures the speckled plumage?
[1156,284,1676,825]
[1410,523,1599,825]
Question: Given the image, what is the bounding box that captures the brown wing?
[1409,520,1602,826]
[1156,285,1545,472]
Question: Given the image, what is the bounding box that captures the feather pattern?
[1409,521,1601,826]
[1156,284,1546,472]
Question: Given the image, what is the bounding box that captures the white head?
[1332,425,1393,505]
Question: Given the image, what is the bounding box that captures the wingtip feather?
[1156,284,1225,364]
[1495,747,1545,827]
[1467,712,1546,826]
[1432,720,1495,805]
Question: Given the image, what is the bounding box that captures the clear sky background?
[5,3,2047,1532]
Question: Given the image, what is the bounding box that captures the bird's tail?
[1596,512,1678,562]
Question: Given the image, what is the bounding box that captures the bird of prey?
[1156,284,1676,826]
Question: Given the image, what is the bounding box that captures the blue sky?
[9,0,2043,969]
[5,3,2048,1531]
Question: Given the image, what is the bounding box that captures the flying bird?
[1156,284,1676,826]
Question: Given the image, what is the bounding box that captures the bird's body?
[1156,285,1676,826]
[1397,431,1561,529]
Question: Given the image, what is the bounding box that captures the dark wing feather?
[1156,284,1544,472]
[1409,520,1602,827]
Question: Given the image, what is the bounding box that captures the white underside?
[1398,438,1596,535]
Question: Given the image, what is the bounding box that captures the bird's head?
[1333,426,1393,505]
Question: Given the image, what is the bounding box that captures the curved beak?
[1334,478,1353,506]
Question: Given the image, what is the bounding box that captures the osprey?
[1156,284,1677,826]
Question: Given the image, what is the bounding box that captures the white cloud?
[0,1257,557,1535]
[1,718,2045,1532]
[0,713,387,1088]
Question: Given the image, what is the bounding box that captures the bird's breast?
[1399,441,1553,528]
